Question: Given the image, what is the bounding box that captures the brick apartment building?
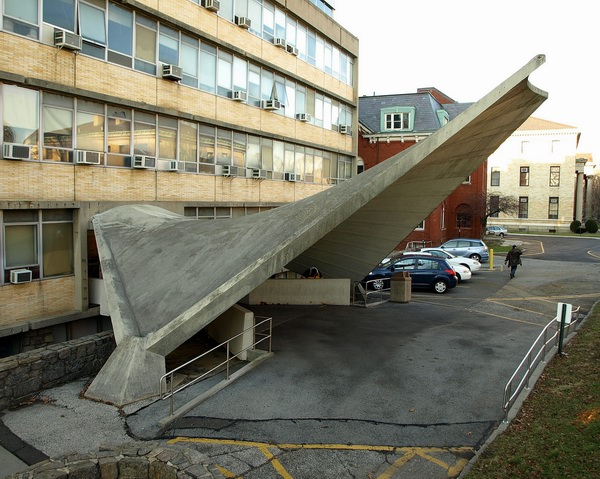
[358,88,486,250]
[0,0,358,355]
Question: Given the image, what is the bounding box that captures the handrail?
[502,305,581,422]
[352,279,389,306]
[159,315,272,416]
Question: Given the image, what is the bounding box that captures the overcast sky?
[334,0,597,159]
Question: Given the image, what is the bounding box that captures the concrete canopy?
[86,55,547,405]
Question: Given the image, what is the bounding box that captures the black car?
[363,254,458,294]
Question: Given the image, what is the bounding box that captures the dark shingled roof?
[358,92,472,134]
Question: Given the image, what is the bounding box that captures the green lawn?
[463,305,600,478]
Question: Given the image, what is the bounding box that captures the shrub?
[585,219,599,234]
[570,220,582,233]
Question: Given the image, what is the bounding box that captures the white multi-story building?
[487,117,586,233]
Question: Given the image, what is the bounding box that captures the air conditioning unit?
[285,44,299,56]
[273,37,286,48]
[76,150,101,165]
[219,165,239,177]
[261,99,281,110]
[202,0,220,12]
[231,90,247,102]
[165,160,179,171]
[162,64,183,81]
[133,155,156,169]
[339,124,351,134]
[54,29,82,51]
[235,16,251,29]
[252,168,267,179]
[3,143,31,160]
[284,172,299,182]
[10,269,32,284]
[295,113,311,122]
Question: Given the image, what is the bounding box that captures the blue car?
[363,254,458,294]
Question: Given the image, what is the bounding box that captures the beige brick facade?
[0,0,359,342]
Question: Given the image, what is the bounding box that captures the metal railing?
[159,315,272,415]
[352,279,390,306]
[502,305,582,422]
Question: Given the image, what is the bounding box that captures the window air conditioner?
[162,64,183,81]
[10,269,32,284]
[165,160,179,171]
[295,113,311,122]
[133,155,156,169]
[285,44,299,56]
[54,29,82,51]
[252,168,267,179]
[3,143,31,160]
[273,37,286,48]
[235,16,251,29]
[284,172,299,182]
[260,99,281,110]
[339,125,351,134]
[220,165,238,177]
[76,150,101,165]
[231,90,248,102]
[202,0,220,12]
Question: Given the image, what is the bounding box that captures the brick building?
[358,88,486,250]
[0,0,358,355]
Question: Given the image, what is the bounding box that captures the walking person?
[505,245,523,279]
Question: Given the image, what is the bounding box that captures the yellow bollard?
[490,248,494,270]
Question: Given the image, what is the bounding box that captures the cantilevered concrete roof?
[86,55,548,405]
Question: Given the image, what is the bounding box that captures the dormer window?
[380,106,415,132]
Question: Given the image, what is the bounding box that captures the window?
[548,197,559,219]
[2,209,74,282]
[77,100,105,161]
[184,207,232,219]
[107,3,133,67]
[199,43,217,93]
[42,93,74,162]
[491,168,500,186]
[217,51,233,97]
[520,166,529,186]
[181,34,199,87]
[179,120,198,172]
[456,204,473,228]
[159,24,179,66]
[489,195,500,218]
[198,125,215,173]
[550,166,560,187]
[381,107,415,131]
[415,221,424,231]
[462,175,471,184]
[3,0,39,38]
[80,0,107,60]
[44,0,75,31]
[158,116,177,161]
[106,107,132,167]
[2,84,39,155]
[518,197,528,218]
[134,15,157,74]
[521,141,529,154]
[133,112,156,157]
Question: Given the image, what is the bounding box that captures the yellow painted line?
[258,444,293,479]
[276,443,396,452]
[215,464,238,478]
[469,308,546,326]
[376,449,417,479]
[492,292,599,301]
[448,457,470,477]
[417,449,450,468]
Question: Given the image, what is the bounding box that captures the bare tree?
[463,191,519,235]
[589,175,600,221]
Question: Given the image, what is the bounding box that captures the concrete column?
[575,171,585,222]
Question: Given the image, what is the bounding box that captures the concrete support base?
[85,336,165,406]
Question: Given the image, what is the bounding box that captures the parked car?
[439,238,489,262]
[419,248,482,272]
[362,254,458,294]
[452,263,472,282]
[486,225,508,237]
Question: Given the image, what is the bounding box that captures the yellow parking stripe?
[376,448,417,479]
[258,444,293,479]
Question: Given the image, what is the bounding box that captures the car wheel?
[470,253,482,262]
[460,264,471,271]
[371,278,385,290]
[455,273,461,282]
[433,280,448,294]
[499,233,505,238]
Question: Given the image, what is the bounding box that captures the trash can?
[390,272,411,303]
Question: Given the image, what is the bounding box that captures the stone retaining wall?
[0,332,115,411]
[3,441,224,479]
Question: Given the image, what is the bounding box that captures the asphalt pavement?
[2,238,600,478]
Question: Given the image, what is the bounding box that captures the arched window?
[456,204,473,228]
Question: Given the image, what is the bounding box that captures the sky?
[334,0,598,160]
